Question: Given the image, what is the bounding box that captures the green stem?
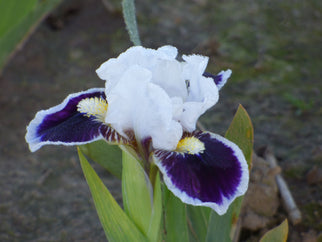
[121,0,141,46]
[149,163,158,188]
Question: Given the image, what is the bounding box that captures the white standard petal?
[96,45,178,86]
[179,55,219,131]
[156,45,178,59]
[134,82,183,150]
[97,46,224,146]
[171,97,183,121]
[150,59,187,99]
[181,78,218,132]
[182,54,209,101]
[104,65,152,136]
[105,65,182,150]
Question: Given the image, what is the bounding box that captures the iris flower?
[26,46,248,215]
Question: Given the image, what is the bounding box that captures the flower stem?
[121,0,141,46]
[149,163,158,188]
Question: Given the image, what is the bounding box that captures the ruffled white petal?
[134,82,182,150]
[96,45,178,82]
[104,65,151,134]
[180,55,219,131]
[96,45,225,150]
[171,97,184,121]
[150,59,187,99]
[105,65,182,150]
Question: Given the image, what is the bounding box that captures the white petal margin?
[25,88,105,152]
[153,132,249,215]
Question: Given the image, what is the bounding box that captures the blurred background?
[0,0,321,241]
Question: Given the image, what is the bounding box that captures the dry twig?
[264,148,302,225]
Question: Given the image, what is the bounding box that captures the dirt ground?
[0,0,321,241]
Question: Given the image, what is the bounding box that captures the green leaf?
[225,104,254,166]
[80,140,122,178]
[122,0,141,45]
[260,219,288,242]
[206,208,232,242]
[78,148,147,242]
[186,205,211,242]
[0,0,37,37]
[122,150,154,236]
[147,172,162,242]
[205,104,253,241]
[225,104,253,238]
[0,0,62,72]
[163,186,189,242]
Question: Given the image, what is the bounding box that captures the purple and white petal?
[203,69,232,90]
[153,131,249,215]
[26,88,115,152]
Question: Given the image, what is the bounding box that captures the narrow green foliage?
[0,0,61,71]
[0,0,37,37]
[147,172,162,242]
[205,105,253,242]
[80,140,122,178]
[78,148,147,242]
[260,219,288,242]
[186,205,211,242]
[225,104,254,166]
[122,150,153,236]
[122,0,141,46]
[163,186,189,242]
[206,209,232,242]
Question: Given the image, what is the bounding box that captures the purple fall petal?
[26,88,107,152]
[154,131,248,215]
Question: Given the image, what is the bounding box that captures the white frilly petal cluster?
[96,45,219,151]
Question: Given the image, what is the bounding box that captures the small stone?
[306,166,322,185]
[242,209,271,231]
[241,153,280,231]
